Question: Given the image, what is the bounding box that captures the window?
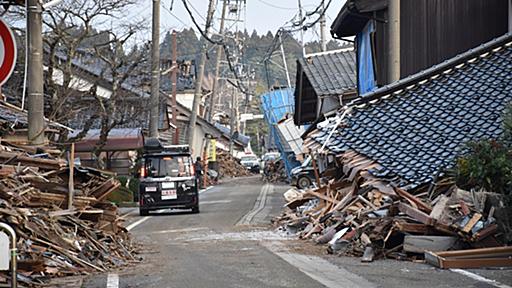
[145,155,193,177]
[241,156,258,162]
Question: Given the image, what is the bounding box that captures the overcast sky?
[122,0,346,43]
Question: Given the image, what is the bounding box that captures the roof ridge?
[305,47,354,58]
[351,33,512,107]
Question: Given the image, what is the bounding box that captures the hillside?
[159,28,351,90]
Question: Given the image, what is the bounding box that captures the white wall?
[48,66,112,98]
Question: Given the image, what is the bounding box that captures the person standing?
[194,156,203,188]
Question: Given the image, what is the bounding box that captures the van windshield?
[145,155,193,177]
[241,156,257,161]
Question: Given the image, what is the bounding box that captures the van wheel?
[139,208,149,216]
[191,205,200,214]
[297,176,312,189]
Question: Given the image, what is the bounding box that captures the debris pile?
[263,158,287,183]
[274,151,509,265]
[0,143,137,286]
[216,151,251,178]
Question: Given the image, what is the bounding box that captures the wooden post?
[171,30,179,145]
[311,153,321,187]
[203,144,208,188]
[67,143,75,210]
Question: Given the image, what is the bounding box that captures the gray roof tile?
[299,49,357,96]
[308,33,512,189]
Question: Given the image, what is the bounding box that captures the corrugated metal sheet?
[276,118,305,155]
[261,89,301,177]
[71,128,144,152]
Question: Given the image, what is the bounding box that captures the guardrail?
[0,223,16,288]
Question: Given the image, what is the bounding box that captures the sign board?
[208,139,216,162]
[239,114,264,122]
[0,18,17,86]
[0,231,9,270]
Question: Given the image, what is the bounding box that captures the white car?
[240,154,260,173]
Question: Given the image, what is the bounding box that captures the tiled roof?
[299,49,357,96]
[213,122,250,146]
[0,101,71,131]
[308,33,512,189]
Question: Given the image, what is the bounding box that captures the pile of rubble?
[216,151,251,178]
[274,151,511,267]
[0,143,137,286]
[263,158,287,183]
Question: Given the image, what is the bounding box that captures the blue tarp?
[356,20,376,95]
[260,89,301,178]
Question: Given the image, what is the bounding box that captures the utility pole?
[298,0,306,57]
[229,86,235,155]
[279,33,292,88]
[320,1,327,52]
[27,0,45,145]
[149,0,161,138]
[171,31,179,144]
[207,0,228,122]
[388,0,400,82]
[188,0,216,152]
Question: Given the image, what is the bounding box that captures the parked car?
[138,138,199,216]
[290,156,316,189]
[240,154,260,173]
[261,151,280,169]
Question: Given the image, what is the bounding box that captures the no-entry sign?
[0,18,16,86]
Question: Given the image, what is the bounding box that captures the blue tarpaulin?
[260,88,301,178]
[356,20,376,95]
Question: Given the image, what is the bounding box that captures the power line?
[254,0,297,10]
[161,1,189,28]
[184,0,208,22]
[287,0,334,32]
[180,0,250,94]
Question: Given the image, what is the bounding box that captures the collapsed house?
[0,100,71,145]
[0,106,136,285]
[276,33,512,267]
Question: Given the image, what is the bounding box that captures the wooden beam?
[425,247,512,269]
[398,202,435,225]
[462,213,482,233]
[395,188,432,213]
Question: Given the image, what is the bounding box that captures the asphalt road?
[82,176,512,288]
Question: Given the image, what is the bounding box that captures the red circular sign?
[0,18,17,86]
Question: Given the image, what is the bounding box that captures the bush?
[106,176,140,204]
[455,103,512,206]
[456,140,512,201]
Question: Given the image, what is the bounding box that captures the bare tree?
[88,27,150,167]
[3,1,152,168]
[41,0,138,123]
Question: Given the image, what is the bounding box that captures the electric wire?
[180,0,250,94]
[254,0,297,10]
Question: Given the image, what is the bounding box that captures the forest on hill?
[159,28,351,91]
